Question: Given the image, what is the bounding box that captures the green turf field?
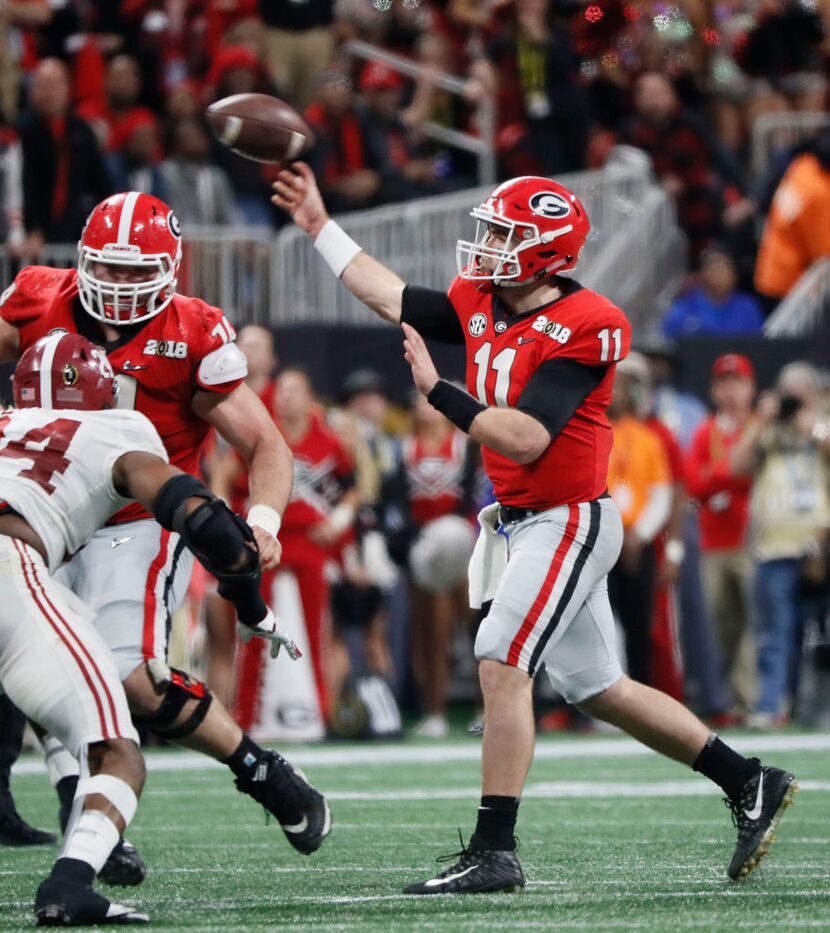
[1,730,828,932]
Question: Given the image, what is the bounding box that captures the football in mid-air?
[205,93,314,164]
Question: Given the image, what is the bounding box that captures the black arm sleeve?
[400,285,466,345]
[518,358,608,439]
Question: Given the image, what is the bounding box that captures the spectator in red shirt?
[14,58,111,253]
[78,54,157,153]
[273,368,359,719]
[304,70,380,214]
[686,354,758,721]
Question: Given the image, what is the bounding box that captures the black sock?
[693,735,760,800]
[470,795,519,851]
[50,857,95,887]
[221,735,267,781]
[57,775,79,834]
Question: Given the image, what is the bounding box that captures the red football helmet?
[456,176,590,288]
[77,191,183,325]
[13,332,117,410]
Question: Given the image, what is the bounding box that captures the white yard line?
[11,733,830,777]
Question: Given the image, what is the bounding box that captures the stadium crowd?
[0,0,828,745]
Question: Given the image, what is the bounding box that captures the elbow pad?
[152,475,267,625]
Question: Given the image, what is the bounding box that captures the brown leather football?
[205,93,314,164]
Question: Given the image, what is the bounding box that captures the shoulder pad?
[197,342,248,387]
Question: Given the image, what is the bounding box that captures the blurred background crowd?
[1,0,829,739]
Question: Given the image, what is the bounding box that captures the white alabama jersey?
[0,408,168,572]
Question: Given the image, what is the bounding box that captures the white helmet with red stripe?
[77,191,183,325]
[13,331,117,410]
[456,176,590,288]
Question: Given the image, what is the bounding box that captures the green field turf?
[1,731,828,932]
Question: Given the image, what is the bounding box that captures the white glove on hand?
[238,609,302,660]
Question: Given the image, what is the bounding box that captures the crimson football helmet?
[13,332,117,410]
[456,176,590,287]
[77,191,182,325]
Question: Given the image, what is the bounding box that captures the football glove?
[238,609,302,661]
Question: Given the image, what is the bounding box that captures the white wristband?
[327,502,356,535]
[247,504,281,540]
[314,220,362,278]
[665,539,685,564]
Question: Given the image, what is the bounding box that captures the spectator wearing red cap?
[686,354,758,722]
[662,249,765,339]
[360,61,463,204]
[204,45,281,228]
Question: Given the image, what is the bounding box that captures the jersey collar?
[72,298,150,353]
[491,277,583,330]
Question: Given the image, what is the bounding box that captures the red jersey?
[403,429,471,527]
[280,413,354,543]
[685,415,752,551]
[0,265,246,522]
[447,276,631,509]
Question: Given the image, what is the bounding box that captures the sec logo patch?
[468,313,487,337]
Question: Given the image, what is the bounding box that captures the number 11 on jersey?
[598,327,622,362]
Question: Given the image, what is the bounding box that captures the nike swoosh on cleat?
[110,536,136,549]
[282,815,309,834]
[424,865,479,888]
[106,902,150,923]
[745,772,764,820]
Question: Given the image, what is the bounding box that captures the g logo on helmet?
[529,192,572,219]
[167,212,181,238]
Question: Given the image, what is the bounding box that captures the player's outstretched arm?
[193,383,292,569]
[271,161,405,324]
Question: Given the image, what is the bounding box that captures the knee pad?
[134,662,213,741]
[75,773,138,826]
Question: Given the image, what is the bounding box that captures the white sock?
[59,810,119,875]
[43,737,80,785]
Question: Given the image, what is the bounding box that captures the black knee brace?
[134,667,213,741]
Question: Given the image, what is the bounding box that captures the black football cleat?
[34,876,148,926]
[404,834,525,895]
[97,839,147,887]
[724,759,799,881]
[0,812,56,847]
[234,750,331,855]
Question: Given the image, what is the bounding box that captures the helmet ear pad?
[77,191,182,326]
[13,332,117,411]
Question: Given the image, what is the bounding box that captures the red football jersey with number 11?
[0,266,246,523]
[447,276,631,510]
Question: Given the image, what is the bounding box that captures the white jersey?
[0,408,168,572]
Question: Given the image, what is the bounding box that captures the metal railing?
[751,111,830,184]
[764,259,830,338]
[0,149,686,336]
[342,39,497,188]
